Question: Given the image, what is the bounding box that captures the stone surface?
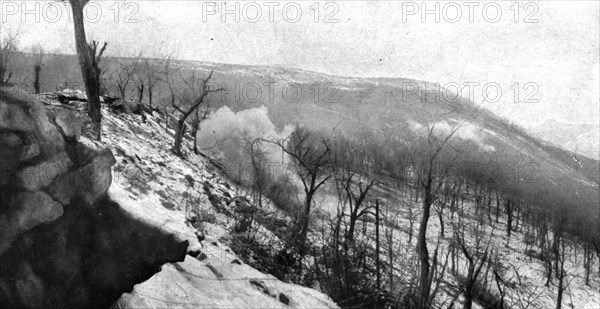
[49,148,116,205]
[0,132,24,185]
[0,191,63,255]
[0,132,22,147]
[54,109,82,141]
[0,86,189,309]
[9,191,64,231]
[16,152,72,191]
[113,255,338,309]
[19,142,40,162]
[2,86,339,309]
[0,101,36,132]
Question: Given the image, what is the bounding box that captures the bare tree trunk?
[299,191,314,253]
[34,65,41,94]
[347,216,358,244]
[556,238,565,309]
[584,244,591,285]
[173,119,185,155]
[437,205,444,238]
[119,86,126,101]
[69,0,104,140]
[138,84,144,104]
[148,85,153,109]
[486,189,492,222]
[414,179,420,203]
[505,198,513,244]
[408,207,414,244]
[464,264,475,309]
[553,232,560,278]
[375,199,381,291]
[495,191,500,223]
[387,225,394,291]
[193,133,199,154]
[417,171,433,309]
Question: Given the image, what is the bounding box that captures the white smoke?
[196,106,295,185]
[410,119,496,152]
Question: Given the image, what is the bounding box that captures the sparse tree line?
[0,27,20,85]
[3,3,598,307]
[223,117,599,309]
[3,1,219,153]
[2,5,220,156]
[4,36,599,308]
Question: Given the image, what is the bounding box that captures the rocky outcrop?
[0,85,338,309]
[113,251,338,309]
[0,85,189,308]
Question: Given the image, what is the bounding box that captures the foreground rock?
[0,85,188,308]
[106,158,337,309]
[2,85,338,308]
[114,254,338,309]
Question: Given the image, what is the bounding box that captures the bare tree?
[0,27,20,84]
[31,45,44,94]
[190,101,211,154]
[67,0,107,140]
[555,236,566,309]
[273,127,333,269]
[169,68,222,156]
[134,66,145,104]
[450,212,495,309]
[245,137,267,207]
[338,171,376,244]
[383,205,402,292]
[414,121,464,309]
[139,54,171,109]
[113,53,141,100]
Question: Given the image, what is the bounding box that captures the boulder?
[16,152,72,191]
[0,191,63,255]
[57,89,87,103]
[54,109,82,141]
[0,85,189,309]
[0,132,25,185]
[108,99,143,115]
[113,255,338,309]
[0,102,36,132]
[49,148,116,206]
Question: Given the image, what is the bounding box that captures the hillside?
[5,53,600,308]
[188,61,600,229]
[10,53,599,186]
[46,86,600,308]
[0,85,338,308]
[97,97,599,309]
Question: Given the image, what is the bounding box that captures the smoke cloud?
[196,106,295,185]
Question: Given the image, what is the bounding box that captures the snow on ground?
[57,95,598,309]
[311,173,600,309]
[64,103,338,308]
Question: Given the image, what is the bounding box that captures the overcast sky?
[2,0,599,127]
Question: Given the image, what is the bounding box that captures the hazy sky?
[2,0,599,127]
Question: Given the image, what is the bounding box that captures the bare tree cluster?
[0,28,20,84]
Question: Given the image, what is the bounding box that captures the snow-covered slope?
[68,102,337,308]
[66,92,600,309]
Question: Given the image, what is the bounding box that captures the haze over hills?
[12,53,599,222]
[9,53,600,190]
[530,119,600,160]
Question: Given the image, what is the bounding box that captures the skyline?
[1,0,599,127]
